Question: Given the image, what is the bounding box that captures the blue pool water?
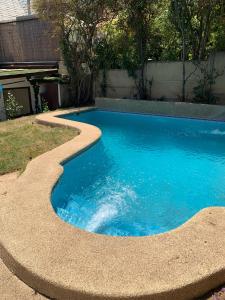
[52,110,225,236]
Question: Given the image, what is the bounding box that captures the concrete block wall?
[95,52,225,103]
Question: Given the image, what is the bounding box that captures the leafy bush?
[193,80,218,104]
[41,98,49,113]
[193,65,221,105]
[5,92,23,119]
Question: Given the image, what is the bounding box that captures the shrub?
[5,92,23,119]
[41,98,49,113]
[193,80,218,104]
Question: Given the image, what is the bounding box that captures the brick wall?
[0,16,60,62]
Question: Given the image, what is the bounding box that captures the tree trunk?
[139,38,146,100]
[181,31,186,102]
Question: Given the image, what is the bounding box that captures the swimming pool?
[52,109,225,237]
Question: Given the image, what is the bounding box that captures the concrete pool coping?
[1,107,225,300]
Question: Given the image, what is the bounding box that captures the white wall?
[95,52,225,103]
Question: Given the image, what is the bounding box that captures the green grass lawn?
[0,115,78,175]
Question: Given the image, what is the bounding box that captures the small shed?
[0,67,60,120]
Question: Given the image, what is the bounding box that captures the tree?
[120,0,158,99]
[169,0,225,101]
[96,0,160,99]
[33,0,117,106]
[34,0,225,104]
[188,0,225,60]
[169,0,191,101]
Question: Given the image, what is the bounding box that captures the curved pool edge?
[1,107,225,300]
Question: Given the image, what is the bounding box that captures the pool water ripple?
[52,110,225,236]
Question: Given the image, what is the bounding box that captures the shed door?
[4,88,32,116]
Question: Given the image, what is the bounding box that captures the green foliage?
[95,0,225,66]
[193,81,218,104]
[35,0,225,67]
[41,98,49,113]
[34,0,225,103]
[96,1,164,68]
[193,64,221,104]
[169,0,225,60]
[34,0,119,105]
[99,0,159,99]
[5,92,23,119]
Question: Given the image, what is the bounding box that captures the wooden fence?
[0,16,60,62]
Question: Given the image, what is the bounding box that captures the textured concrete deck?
[0,258,48,300]
[0,172,18,197]
[0,172,47,300]
[1,107,225,300]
